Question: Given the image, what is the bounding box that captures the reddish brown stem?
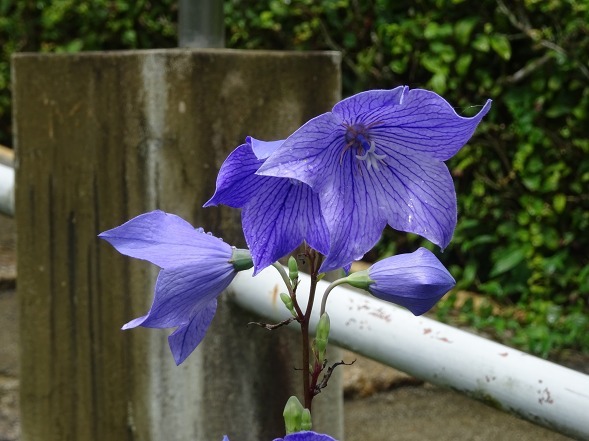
[301,249,322,411]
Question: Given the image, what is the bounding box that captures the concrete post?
[13,49,341,441]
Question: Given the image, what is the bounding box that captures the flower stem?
[301,319,312,410]
[301,249,322,411]
[319,278,349,316]
[271,262,293,296]
[271,262,304,318]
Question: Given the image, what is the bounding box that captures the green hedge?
[1,0,587,356]
[0,0,177,145]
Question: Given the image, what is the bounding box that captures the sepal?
[230,248,254,271]
[343,270,374,290]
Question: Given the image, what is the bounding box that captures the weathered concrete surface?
[12,49,341,441]
[0,287,19,441]
[0,213,18,441]
[0,213,15,286]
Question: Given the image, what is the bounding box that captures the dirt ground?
[0,213,584,440]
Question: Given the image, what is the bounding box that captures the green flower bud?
[301,408,312,431]
[315,312,330,361]
[280,292,293,309]
[280,292,297,317]
[230,248,254,272]
[288,256,299,282]
[344,269,374,290]
[283,395,304,434]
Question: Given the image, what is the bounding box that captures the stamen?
[343,123,387,171]
[339,139,355,165]
[356,141,386,171]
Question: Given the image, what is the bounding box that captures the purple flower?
[223,433,337,441]
[362,247,455,315]
[258,87,491,272]
[273,431,338,441]
[99,210,251,365]
[205,137,329,274]
[222,432,337,441]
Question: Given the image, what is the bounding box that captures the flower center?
[344,124,386,171]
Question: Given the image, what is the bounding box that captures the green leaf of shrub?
[490,34,511,60]
[490,248,526,277]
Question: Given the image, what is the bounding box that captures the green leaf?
[454,18,478,46]
[421,55,444,74]
[553,194,567,213]
[424,22,440,40]
[429,71,447,94]
[472,34,490,52]
[455,53,472,75]
[490,34,511,60]
[490,248,526,277]
[0,0,10,15]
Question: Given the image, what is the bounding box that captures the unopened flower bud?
[315,313,330,361]
[367,248,456,315]
[301,408,312,431]
[288,256,299,282]
[283,395,304,434]
[280,292,297,317]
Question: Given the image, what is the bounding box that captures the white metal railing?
[0,145,14,217]
[0,161,14,217]
[230,268,589,440]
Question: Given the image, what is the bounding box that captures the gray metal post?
[179,0,225,48]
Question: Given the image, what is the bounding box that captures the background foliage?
[1,0,587,357]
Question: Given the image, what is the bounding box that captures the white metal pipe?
[229,267,589,440]
[0,162,14,217]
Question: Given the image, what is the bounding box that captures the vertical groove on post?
[14,49,341,441]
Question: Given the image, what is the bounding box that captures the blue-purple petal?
[256,112,344,192]
[371,89,492,161]
[168,299,217,365]
[204,143,264,208]
[368,247,455,315]
[99,210,232,269]
[375,152,457,249]
[242,178,329,274]
[318,152,386,272]
[207,139,330,273]
[248,136,285,160]
[123,262,234,329]
[331,86,406,124]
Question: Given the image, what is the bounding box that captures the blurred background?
[0,0,587,361]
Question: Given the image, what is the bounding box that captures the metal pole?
[229,267,589,440]
[178,0,225,48]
